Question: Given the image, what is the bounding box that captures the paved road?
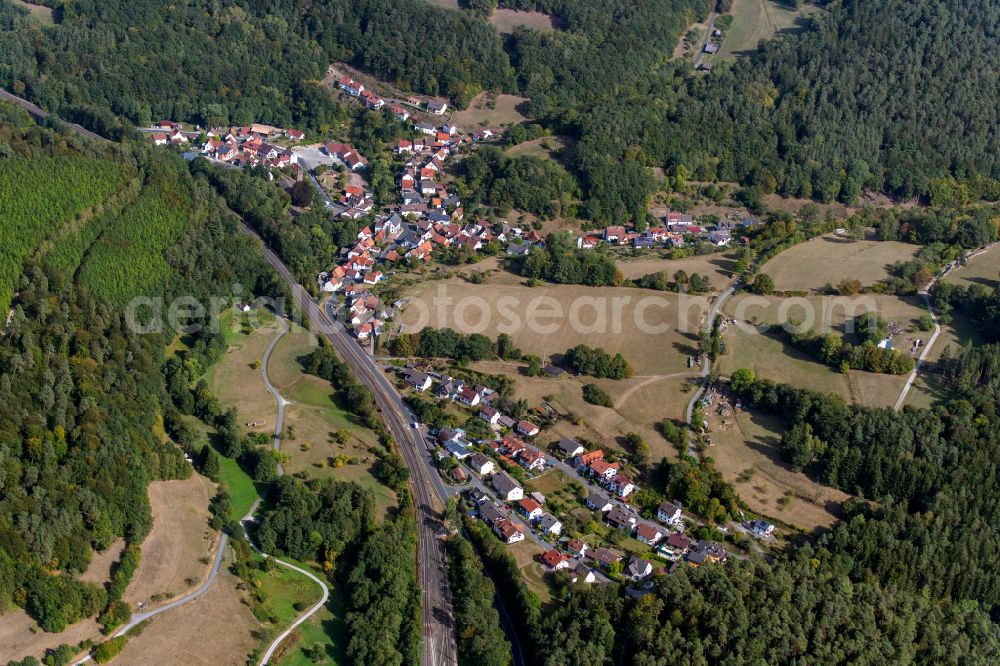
[0,88,109,142]
[261,317,289,475]
[240,222,458,666]
[308,170,348,216]
[685,285,737,455]
[692,11,719,69]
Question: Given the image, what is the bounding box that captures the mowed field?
[507,540,551,603]
[114,565,259,665]
[452,92,529,127]
[943,245,1000,289]
[719,293,929,407]
[618,251,739,289]
[505,135,569,160]
[707,408,850,532]
[124,474,218,609]
[712,0,820,61]
[760,235,919,292]
[472,361,694,463]
[267,323,396,520]
[10,0,55,24]
[400,280,712,375]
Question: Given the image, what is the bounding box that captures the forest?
[0,113,287,640]
[451,146,577,218]
[518,232,621,286]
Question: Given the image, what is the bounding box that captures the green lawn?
[711,0,821,62]
[219,455,260,520]
[277,581,348,666]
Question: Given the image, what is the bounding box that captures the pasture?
[268,324,395,520]
[124,474,218,609]
[943,246,1000,289]
[719,293,928,407]
[760,235,919,292]
[618,251,739,289]
[712,0,821,61]
[10,0,55,24]
[505,135,569,161]
[706,408,850,532]
[114,566,259,665]
[452,92,530,127]
[401,280,712,376]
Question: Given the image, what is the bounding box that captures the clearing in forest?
[488,8,559,34]
[942,246,1000,290]
[760,235,919,292]
[451,92,530,127]
[710,0,821,62]
[706,408,851,532]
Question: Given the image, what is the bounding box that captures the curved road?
[240,221,458,666]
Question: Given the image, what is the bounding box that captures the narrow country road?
[685,284,737,455]
[239,221,458,666]
[893,241,1000,410]
[692,11,719,69]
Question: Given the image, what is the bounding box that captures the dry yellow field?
[707,408,850,532]
[207,317,284,436]
[125,475,218,609]
[617,251,738,289]
[718,293,926,407]
[115,565,259,665]
[760,235,919,292]
[488,8,559,34]
[451,93,530,128]
[401,280,713,376]
[943,246,1000,289]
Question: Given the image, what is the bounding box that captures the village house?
[586,547,624,570]
[517,447,546,471]
[577,450,604,468]
[518,498,543,521]
[403,369,432,392]
[657,500,684,525]
[480,502,504,526]
[338,76,365,97]
[661,532,692,557]
[604,225,627,245]
[572,562,597,584]
[478,404,501,425]
[586,492,613,513]
[626,557,654,581]
[687,540,727,567]
[457,386,481,407]
[553,438,584,459]
[494,517,525,544]
[538,512,562,536]
[588,458,620,481]
[467,452,495,476]
[541,549,570,571]
[516,420,540,437]
[607,474,635,498]
[492,470,524,501]
[666,211,694,226]
[427,100,448,115]
[635,523,664,546]
[567,539,589,558]
[749,519,775,537]
[606,506,636,533]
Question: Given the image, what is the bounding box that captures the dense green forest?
[0,110,281,637]
[451,145,577,218]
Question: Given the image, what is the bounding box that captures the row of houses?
[152,122,305,173]
[579,214,765,251]
[337,76,448,116]
[573,449,637,499]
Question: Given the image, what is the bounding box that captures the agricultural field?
[451,92,530,127]
[124,475,218,610]
[760,235,919,292]
[267,323,396,520]
[719,293,928,407]
[400,280,710,376]
[705,407,850,532]
[113,566,259,665]
[617,250,739,289]
[942,246,1000,289]
[710,0,821,62]
[488,8,559,34]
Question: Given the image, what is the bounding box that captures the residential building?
[517,447,546,471]
[588,459,620,480]
[403,369,432,391]
[586,492,613,513]
[586,547,624,569]
[567,539,589,558]
[749,519,775,537]
[516,420,540,437]
[494,517,525,544]
[606,506,636,532]
[657,500,683,525]
[626,557,653,581]
[572,562,597,584]
[480,502,503,526]
[635,523,664,546]
[517,498,543,521]
[427,100,448,115]
[608,474,635,498]
[541,549,570,571]
[467,452,495,476]
[662,532,692,555]
[687,540,727,567]
[538,512,562,536]
[492,471,524,501]
[553,438,584,459]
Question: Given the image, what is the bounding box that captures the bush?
[582,384,614,407]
